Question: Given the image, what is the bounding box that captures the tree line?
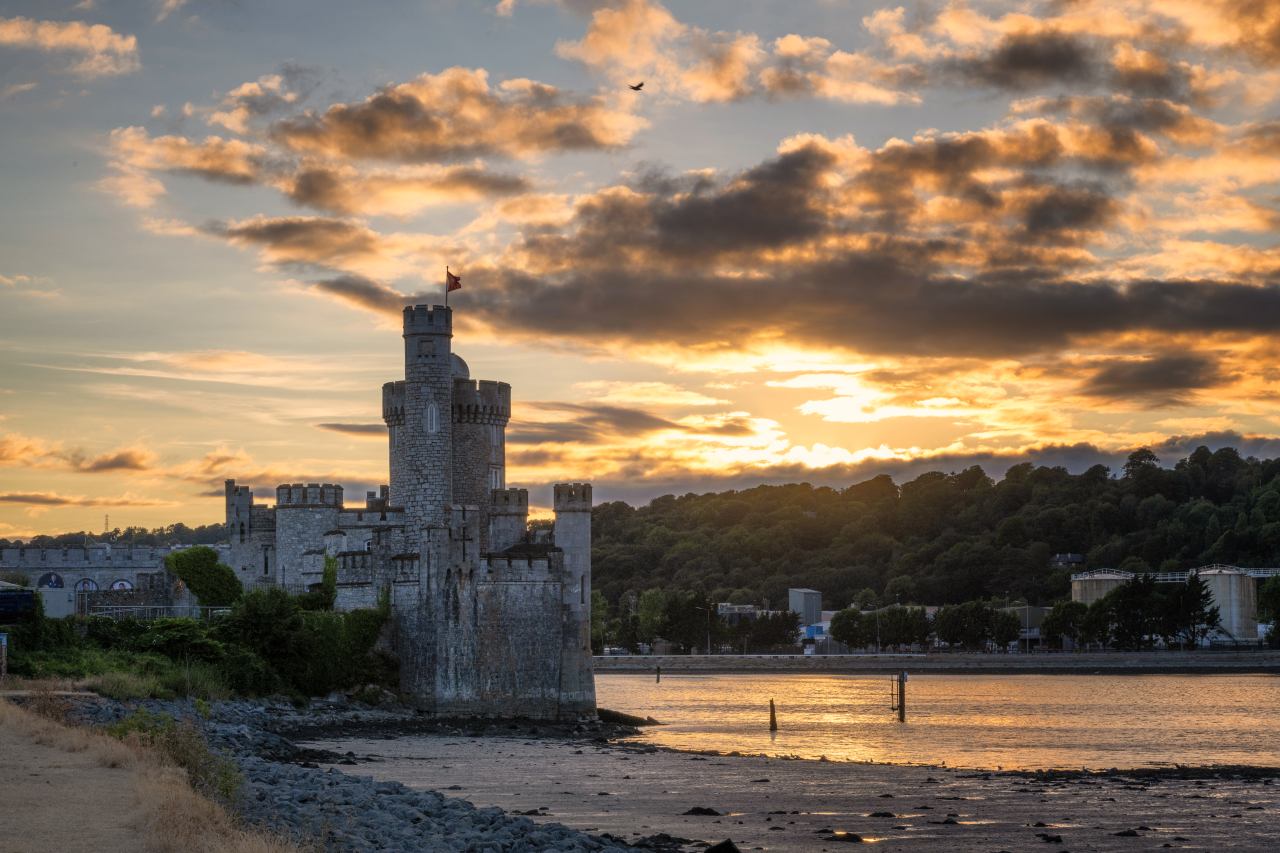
[591,445,1280,613]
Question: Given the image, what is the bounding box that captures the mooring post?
[897,670,907,722]
[769,697,778,731]
[655,665,661,683]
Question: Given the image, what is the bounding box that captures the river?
[596,672,1280,770]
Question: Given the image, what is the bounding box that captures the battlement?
[452,379,511,424]
[382,380,405,425]
[482,554,553,580]
[553,483,593,512]
[276,483,344,508]
[490,488,529,513]
[403,304,452,335]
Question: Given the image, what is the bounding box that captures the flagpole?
[444,266,449,308]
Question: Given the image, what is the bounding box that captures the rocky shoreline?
[53,695,699,853]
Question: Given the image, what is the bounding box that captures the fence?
[88,605,230,621]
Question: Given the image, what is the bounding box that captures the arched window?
[580,574,586,605]
[239,522,246,543]
[74,578,98,592]
[110,579,133,591]
[426,402,439,434]
[263,550,269,575]
[37,572,63,589]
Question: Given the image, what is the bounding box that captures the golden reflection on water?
[595,672,1280,770]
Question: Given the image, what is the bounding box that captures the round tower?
[452,376,511,551]
[388,304,454,539]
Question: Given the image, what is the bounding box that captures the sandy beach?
[301,733,1280,851]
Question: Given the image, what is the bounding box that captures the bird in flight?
[629,81,644,91]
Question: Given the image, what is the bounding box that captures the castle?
[224,304,596,720]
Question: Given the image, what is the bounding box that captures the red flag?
[446,267,462,292]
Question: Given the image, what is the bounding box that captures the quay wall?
[593,652,1280,675]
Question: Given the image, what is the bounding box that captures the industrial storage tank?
[1070,570,1133,606]
[1197,566,1257,640]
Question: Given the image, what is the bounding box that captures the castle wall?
[274,485,343,588]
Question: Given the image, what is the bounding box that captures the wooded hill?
[591,446,1280,611]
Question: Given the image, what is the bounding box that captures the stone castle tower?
[224,304,595,720]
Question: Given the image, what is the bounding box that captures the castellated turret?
[390,304,454,534]
[554,483,596,716]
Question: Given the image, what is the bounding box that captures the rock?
[704,841,742,853]
[867,811,895,818]
[1113,828,1141,836]
[824,832,865,843]
[683,806,722,816]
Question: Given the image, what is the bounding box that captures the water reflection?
[596,672,1280,770]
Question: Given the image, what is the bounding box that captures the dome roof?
[451,353,470,379]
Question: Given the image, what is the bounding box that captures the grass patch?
[89,670,173,701]
[1,699,304,852]
[107,708,244,807]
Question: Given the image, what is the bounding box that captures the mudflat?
[304,734,1280,852]
[0,722,144,853]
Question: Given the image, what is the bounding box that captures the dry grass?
[0,674,87,693]
[0,698,307,853]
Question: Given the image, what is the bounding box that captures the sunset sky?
[4,0,1280,537]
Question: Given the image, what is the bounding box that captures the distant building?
[788,588,822,627]
[716,602,760,625]
[1050,553,1085,569]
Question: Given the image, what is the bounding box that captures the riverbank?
[12,691,1277,852]
[594,650,1280,674]
[41,695,653,852]
[299,731,1280,852]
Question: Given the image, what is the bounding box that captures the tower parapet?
[553,483,593,513]
[452,380,511,424]
[403,304,452,335]
[275,483,344,508]
[382,381,405,425]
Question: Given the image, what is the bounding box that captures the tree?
[1040,600,1087,648]
[1104,574,1161,649]
[991,609,1021,650]
[933,601,994,649]
[1081,598,1114,648]
[1161,573,1221,648]
[851,587,879,609]
[165,546,242,607]
[828,608,864,648]
[749,610,801,650]
[636,588,667,645]
[591,589,609,653]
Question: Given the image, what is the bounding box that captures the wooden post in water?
[897,670,907,722]
[655,665,661,683]
[769,698,778,731]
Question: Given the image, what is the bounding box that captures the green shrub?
[295,556,338,611]
[0,570,29,587]
[165,547,242,607]
[127,618,226,662]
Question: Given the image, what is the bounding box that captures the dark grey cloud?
[316,422,385,437]
[1081,353,1231,406]
[307,274,426,315]
[68,449,153,472]
[952,31,1099,90]
[0,492,161,507]
[510,402,682,444]
[1020,181,1117,243]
